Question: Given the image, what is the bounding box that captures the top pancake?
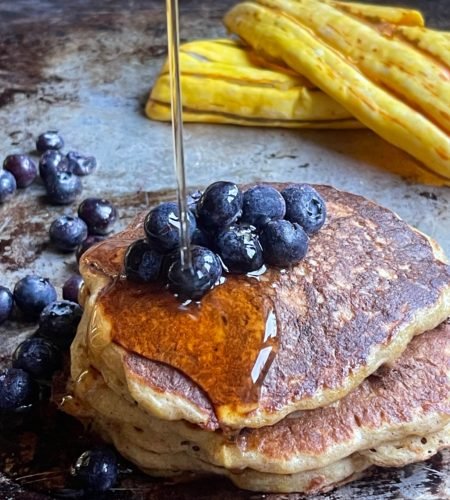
[79,184,450,429]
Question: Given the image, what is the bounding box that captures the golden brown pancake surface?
[64,321,450,488]
[234,320,450,461]
[79,184,450,428]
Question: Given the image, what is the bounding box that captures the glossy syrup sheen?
[97,274,278,409]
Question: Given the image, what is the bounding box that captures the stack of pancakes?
[64,184,450,494]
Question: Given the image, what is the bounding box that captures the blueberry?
[66,151,97,176]
[197,181,243,232]
[49,216,88,252]
[39,150,70,183]
[0,170,16,203]
[14,275,57,319]
[39,300,83,349]
[62,275,84,304]
[191,228,210,248]
[36,130,64,153]
[159,249,179,279]
[216,225,263,273]
[144,201,196,253]
[76,235,105,262]
[168,245,222,300]
[187,190,203,213]
[3,154,37,188]
[78,198,117,235]
[281,184,327,235]
[124,239,163,283]
[13,338,61,379]
[242,185,286,228]
[46,171,83,205]
[260,220,309,267]
[72,447,118,492]
[0,286,13,325]
[0,368,34,410]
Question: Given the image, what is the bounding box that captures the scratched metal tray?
[0,0,449,498]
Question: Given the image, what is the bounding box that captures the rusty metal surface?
[0,0,449,498]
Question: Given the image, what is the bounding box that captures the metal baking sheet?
[0,0,449,498]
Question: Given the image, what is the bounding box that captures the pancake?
[100,426,450,494]
[74,184,450,429]
[63,321,450,493]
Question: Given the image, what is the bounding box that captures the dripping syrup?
[166,0,192,273]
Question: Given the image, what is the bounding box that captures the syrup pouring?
[166,0,193,273]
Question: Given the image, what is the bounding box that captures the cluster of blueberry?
[124,181,326,299]
[0,130,121,491]
[0,275,82,324]
[0,131,97,205]
[49,197,117,260]
[0,276,119,491]
[0,274,81,410]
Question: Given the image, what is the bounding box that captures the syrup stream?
[166,0,192,271]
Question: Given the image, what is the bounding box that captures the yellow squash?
[147,39,361,129]
[224,0,450,182]
[396,26,450,68]
[147,2,424,130]
[329,1,424,27]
